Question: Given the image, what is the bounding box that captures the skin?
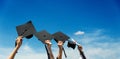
[78,45,86,59]
[8,36,23,59]
[8,37,83,59]
[45,40,54,59]
[70,40,85,59]
[57,41,63,59]
[77,45,83,51]
[72,40,83,55]
[8,37,54,59]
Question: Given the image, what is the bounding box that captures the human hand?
[57,41,63,48]
[16,36,23,48]
[45,40,52,48]
[77,45,83,50]
[58,41,63,46]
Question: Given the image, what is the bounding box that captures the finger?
[20,39,22,41]
[19,37,23,40]
[17,36,23,39]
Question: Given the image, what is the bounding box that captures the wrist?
[46,43,52,49]
[58,45,62,49]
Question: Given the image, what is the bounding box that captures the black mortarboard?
[35,30,52,43]
[16,21,36,39]
[53,32,69,58]
[52,32,70,43]
[67,41,76,49]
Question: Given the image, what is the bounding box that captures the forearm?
[46,44,54,59]
[78,48,86,59]
[48,47,54,59]
[57,46,63,59]
[78,49,82,55]
[8,46,19,59]
[8,36,22,59]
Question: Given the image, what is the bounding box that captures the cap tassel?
[45,44,50,59]
[62,47,67,58]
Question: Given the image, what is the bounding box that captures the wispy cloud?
[74,31,85,35]
[73,29,120,59]
[0,29,120,59]
[0,44,80,59]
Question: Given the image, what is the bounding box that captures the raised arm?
[8,36,23,59]
[77,45,86,59]
[45,40,54,59]
[57,41,63,59]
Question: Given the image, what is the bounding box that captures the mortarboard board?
[35,30,52,44]
[52,31,69,58]
[16,21,36,39]
[35,30,53,59]
[52,31,70,43]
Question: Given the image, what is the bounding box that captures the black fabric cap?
[16,21,36,39]
[35,30,52,43]
[67,41,76,49]
[52,32,70,43]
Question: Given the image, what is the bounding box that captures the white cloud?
[0,44,81,59]
[0,29,120,59]
[0,48,12,59]
[73,29,120,59]
[84,42,120,59]
[74,31,85,35]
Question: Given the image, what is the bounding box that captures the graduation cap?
[52,31,70,43]
[35,30,53,59]
[16,21,36,39]
[67,40,76,49]
[35,30,52,44]
[52,31,70,58]
[15,21,36,48]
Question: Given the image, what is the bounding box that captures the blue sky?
[0,0,120,59]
